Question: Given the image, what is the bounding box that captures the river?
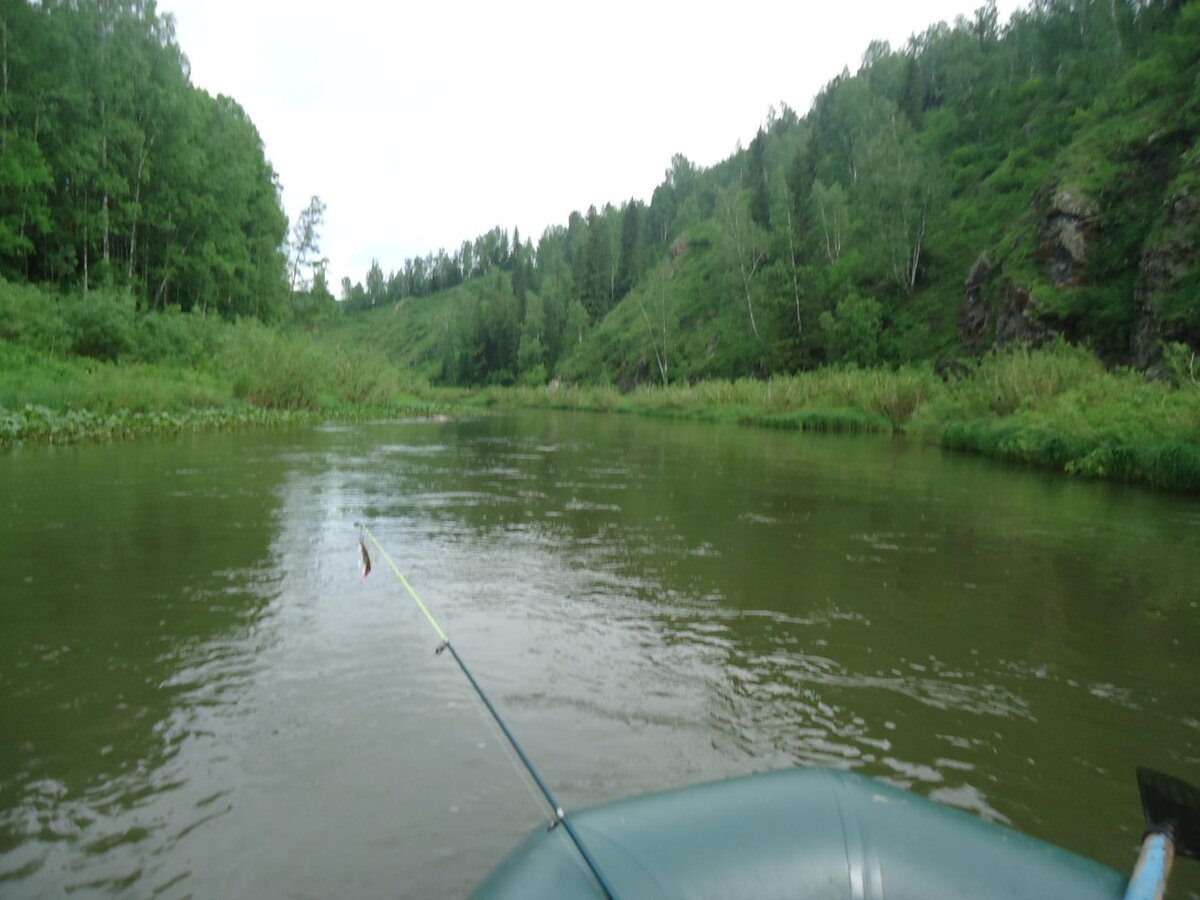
[1,411,1198,897]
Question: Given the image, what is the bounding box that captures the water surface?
[2,412,1198,897]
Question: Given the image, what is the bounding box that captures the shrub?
[63,290,136,362]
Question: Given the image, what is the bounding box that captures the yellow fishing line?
[359,524,448,644]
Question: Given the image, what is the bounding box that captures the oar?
[1123,767,1200,900]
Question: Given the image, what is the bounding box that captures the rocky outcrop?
[995,280,1055,346]
[1040,188,1099,287]
[958,253,992,350]
[959,186,1099,353]
[958,256,1054,351]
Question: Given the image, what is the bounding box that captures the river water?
[1,411,1198,897]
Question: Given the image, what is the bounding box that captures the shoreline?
[4,350,1197,494]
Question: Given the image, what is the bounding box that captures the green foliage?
[0,402,302,446]
[1,2,287,317]
[0,282,436,443]
[738,407,892,434]
[63,291,136,361]
[818,293,883,367]
[218,322,426,410]
[1163,341,1199,389]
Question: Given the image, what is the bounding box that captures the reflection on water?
[1,413,1198,897]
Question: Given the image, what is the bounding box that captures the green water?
[1,412,1198,897]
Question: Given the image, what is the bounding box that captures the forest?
[0,0,1198,488]
[334,0,1198,388]
[0,0,288,317]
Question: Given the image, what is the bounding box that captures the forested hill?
[340,0,1200,387]
[0,1,287,318]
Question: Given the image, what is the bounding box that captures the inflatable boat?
[473,767,1126,899]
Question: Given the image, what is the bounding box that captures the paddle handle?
[1123,832,1176,900]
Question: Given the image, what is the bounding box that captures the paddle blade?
[1137,767,1200,860]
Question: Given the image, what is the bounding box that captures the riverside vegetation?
[1,1,1198,491]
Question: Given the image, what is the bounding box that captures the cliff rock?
[958,253,992,350]
[958,261,1054,351]
[995,280,1055,346]
[1040,188,1099,287]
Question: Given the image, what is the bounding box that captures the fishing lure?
[359,537,372,578]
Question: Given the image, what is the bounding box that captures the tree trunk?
[127,139,150,285]
[1109,0,1125,61]
[781,180,803,338]
[723,197,761,340]
[83,199,89,295]
[1,16,8,156]
[101,129,110,267]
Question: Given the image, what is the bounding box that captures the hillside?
[339,0,1200,387]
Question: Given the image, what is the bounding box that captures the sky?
[160,0,1024,290]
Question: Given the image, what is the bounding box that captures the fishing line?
[465,678,558,831]
[355,522,619,900]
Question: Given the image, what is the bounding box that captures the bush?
[63,290,136,361]
[132,306,222,365]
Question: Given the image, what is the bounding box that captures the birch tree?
[288,195,325,297]
[716,185,766,340]
[635,265,672,385]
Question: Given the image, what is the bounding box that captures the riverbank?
[0,285,447,446]
[474,344,1200,493]
[3,287,1196,491]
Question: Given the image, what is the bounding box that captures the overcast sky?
[160,0,1024,289]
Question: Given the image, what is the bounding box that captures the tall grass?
[0,281,440,444]
[485,342,1200,492]
[217,323,431,411]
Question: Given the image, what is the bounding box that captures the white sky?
[160,0,1024,288]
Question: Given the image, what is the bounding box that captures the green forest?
[1,0,1198,489]
[336,0,1199,385]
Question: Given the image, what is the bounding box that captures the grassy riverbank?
[3,284,1197,491]
[474,343,1200,492]
[0,284,443,446]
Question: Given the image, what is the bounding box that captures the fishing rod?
[355,523,619,900]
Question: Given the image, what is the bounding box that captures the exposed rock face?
[995,280,1055,346]
[958,252,992,350]
[1133,169,1200,370]
[1040,188,1099,287]
[958,255,1054,351]
[959,187,1098,354]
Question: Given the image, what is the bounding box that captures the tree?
[579,205,613,319]
[810,180,849,263]
[818,292,883,366]
[517,292,546,384]
[716,184,767,340]
[288,195,325,297]
[615,199,642,299]
[857,112,940,294]
[565,298,589,349]
[746,128,771,229]
[635,264,673,385]
[364,258,386,307]
[512,232,528,307]
[779,177,804,338]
